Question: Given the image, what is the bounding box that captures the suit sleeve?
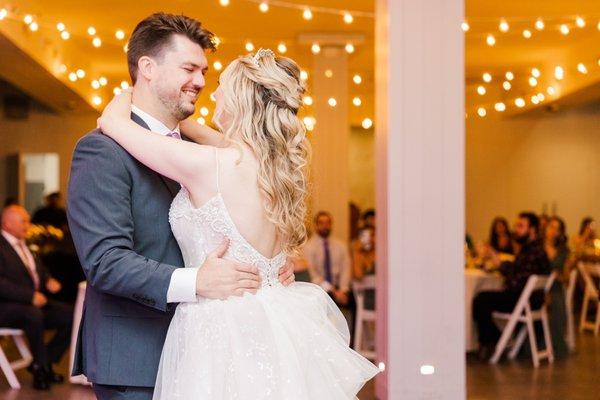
[67,133,178,312]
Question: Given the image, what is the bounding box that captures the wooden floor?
[1,333,597,399]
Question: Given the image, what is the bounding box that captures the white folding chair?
[352,275,376,359]
[490,272,556,367]
[565,268,578,351]
[0,328,33,389]
[578,262,600,335]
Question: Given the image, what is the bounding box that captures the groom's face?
[152,35,208,121]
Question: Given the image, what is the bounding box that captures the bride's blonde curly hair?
[215,50,311,255]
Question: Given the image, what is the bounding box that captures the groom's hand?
[195,239,261,299]
[278,258,295,286]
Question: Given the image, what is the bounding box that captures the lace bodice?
[169,186,286,288]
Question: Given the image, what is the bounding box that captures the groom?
[67,13,294,400]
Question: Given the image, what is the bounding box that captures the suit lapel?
[130,112,181,198]
[0,236,35,287]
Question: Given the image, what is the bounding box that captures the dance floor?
[1,334,599,399]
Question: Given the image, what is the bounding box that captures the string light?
[121,81,129,89]
[499,19,509,32]
[502,81,511,91]
[311,43,321,54]
[327,97,337,107]
[302,96,313,106]
[494,102,506,112]
[87,26,96,36]
[486,34,496,46]
[529,77,538,87]
[482,72,492,83]
[343,12,353,24]
[99,76,108,86]
[303,116,316,131]
[576,16,585,28]
[577,63,588,74]
[531,68,541,78]
[461,21,470,32]
[537,93,545,102]
[531,95,540,105]
[58,64,67,73]
[91,80,100,89]
[345,43,355,54]
[477,85,486,95]
[515,98,525,108]
[547,86,556,96]
[92,96,102,106]
[245,41,254,52]
[362,118,373,129]
[197,117,206,125]
[29,22,38,31]
[56,22,65,31]
[113,87,122,96]
[353,74,362,84]
[560,24,570,35]
[300,70,308,81]
[505,71,514,81]
[554,66,564,80]
[219,0,230,6]
[213,61,223,71]
[303,8,313,20]
[23,15,33,25]
[477,107,486,117]
[76,69,86,78]
[352,96,362,106]
[61,31,70,40]
[522,29,532,39]
[200,107,209,116]
[0,9,7,20]
[68,72,77,82]
[115,30,125,40]
[92,37,102,47]
[324,69,333,78]
[277,43,287,54]
[259,2,269,13]
[535,18,545,30]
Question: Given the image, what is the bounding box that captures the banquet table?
[465,269,504,352]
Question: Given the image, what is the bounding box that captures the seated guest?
[544,216,569,358]
[304,211,352,309]
[489,217,514,254]
[353,226,376,310]
[0,205,73,390]
[473,212,550,361]
[573,217,596,253]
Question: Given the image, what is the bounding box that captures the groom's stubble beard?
[154,82,198,122]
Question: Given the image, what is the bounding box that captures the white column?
[375,0,465,399]
[310,46,350,240]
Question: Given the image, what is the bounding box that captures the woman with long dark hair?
[488,217,514,254]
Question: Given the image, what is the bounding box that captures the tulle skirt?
[153,282,379,399]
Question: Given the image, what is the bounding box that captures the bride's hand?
[97,88,133,135]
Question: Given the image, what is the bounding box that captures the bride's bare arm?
[97,90,213,189]
[180,119,228,147]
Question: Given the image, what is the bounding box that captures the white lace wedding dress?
[153,152,379,399]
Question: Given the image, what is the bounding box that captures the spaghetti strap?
[214,147,221,194]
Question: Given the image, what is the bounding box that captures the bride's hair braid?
[215,50,311,255]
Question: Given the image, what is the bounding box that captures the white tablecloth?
[465,269,503,352]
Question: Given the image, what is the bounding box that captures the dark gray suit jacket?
[67,114,184,387]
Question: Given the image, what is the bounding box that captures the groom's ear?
[137,56,156,82]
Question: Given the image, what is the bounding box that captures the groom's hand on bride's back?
[195,239,261,299]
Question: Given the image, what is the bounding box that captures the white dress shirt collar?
[131,105,180,136]
[1,230,22,247]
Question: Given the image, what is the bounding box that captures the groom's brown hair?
[127,13,216,84]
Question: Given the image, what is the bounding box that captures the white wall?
[466,103,600,242]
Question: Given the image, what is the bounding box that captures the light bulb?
[115,30,125,40]
[486,34,496,46]
[277,43,287,54]
[482,72,492,83]
[23,15,33,25]
[477,107,486,117]
[87,26,96,36]
[499,19,509,32]
[29,22,38,32]
[328,97,337,107]
[353,74,362,84]
[529,77,538,87]
[120,81,129,89]
[560,24,570,35]
[362,118,373,129]
[343,12,353,24]
[547,86,556,96]
[300,70,308,80]
[303,8,313,20]
[576,17,585,28]
[503,81,511,91]
[68,72,77,82]
[577,63,588,74]
[92,96,102,106]
[0,9,7,20]
[345,43,355,54]
[76,69,85,78]
[515,98,525,108]
[91,80,100,89]
[505,71,514,81]
[311,43,320,54]
[92,37,102,47]
[197,117,206,125]
[219,0,230,6]
[494,102,506,112]
[259,2,269,12]
[61,31,70,40]
[531,68,541,78]
[303,96,313,106]
[535,18,545,30]
[324,69,333,78]
[531,95,540,105]
[213,61,223,71]
[200,107,209,116]
[522,29,532,39]
[352,96,362,106]
[113,87,122,96]
[461,22,470,32]
[477,85,486,95]
[99,77,108,86]
[245,42,254,52]
[554,66,564,80]
[56,22,65,31]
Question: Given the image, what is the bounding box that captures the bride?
[97,48,379,399]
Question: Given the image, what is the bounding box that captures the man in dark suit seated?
[0,205,73,390]
[473,211,551,361]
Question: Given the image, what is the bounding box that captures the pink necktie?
[17,242,39,289]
